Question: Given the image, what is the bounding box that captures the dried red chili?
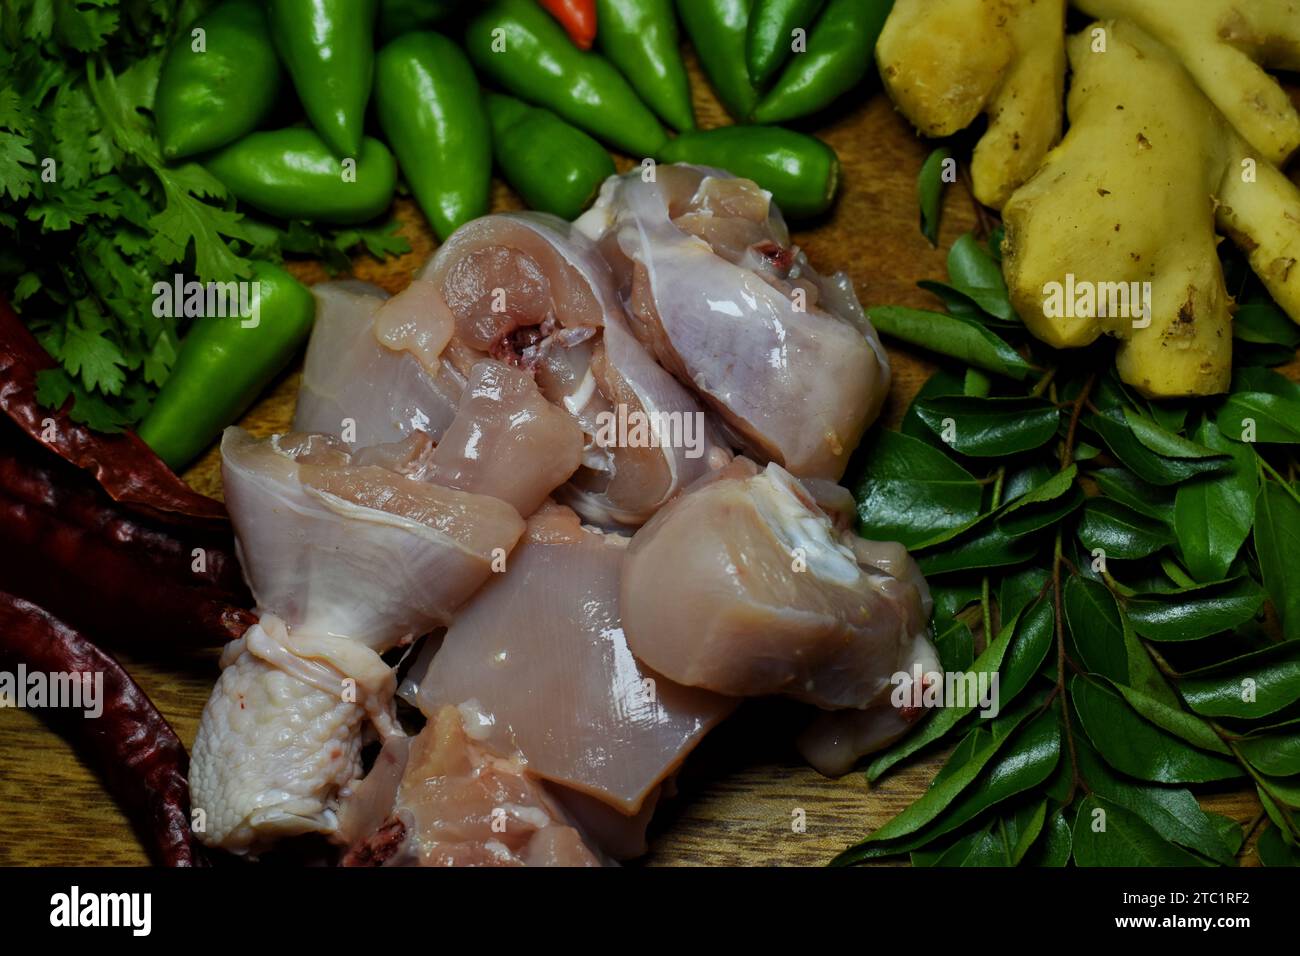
[0,298,253,645]
[0,297,227,525]
[0,419,253,646]
[0,591,199,866]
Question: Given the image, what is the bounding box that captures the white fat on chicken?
[294,281,466,450]
[415,503,734,854]
[576,164,890,481]
[420,211,727,526]
[620,459,937,767]
[189,429,525,854]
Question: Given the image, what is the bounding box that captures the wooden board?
[0,53,1267,866]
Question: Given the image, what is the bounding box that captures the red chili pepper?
[0,297,253,646]
[0,426,254,646]
[0,591,199,865]
[0,296,226,525]
[538,0,597,49]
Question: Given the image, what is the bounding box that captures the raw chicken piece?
[294,281,465,449]
[190,429,525,854]
[548,782,663,860]
[425,359,584,516]
[420,212,726,526]
[795,630,942,778]
[343,705,603,867]
[620,458,936,715]
[576,165,890,481]
[416,503,734,832]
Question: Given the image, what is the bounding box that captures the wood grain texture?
[0,51,1270,867]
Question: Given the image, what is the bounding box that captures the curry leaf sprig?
[0,0,410,431]
[837,228,1300,867]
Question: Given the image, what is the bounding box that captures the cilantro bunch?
[0,0,409,431]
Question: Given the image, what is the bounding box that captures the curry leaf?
[1089,412,1228,485]
[1092,468,1175,523]
[1077,498,1174,559]
[1173,421,1258,581]
[1073,738,1236,864]
[946,234,1015,321]
[868,306,1032,380]
[864,610,1024,781]
[917,147,950,246]
[1217,393,1300,444]
[840,702,1038,854]
[1072,795,1211,867]
[1073,677,1243,783]
[1125,578,1266,642]
[851,430,984,549]
[1254,479,1300,642]
[1178,642,1300,720]
[914,396,1060,457]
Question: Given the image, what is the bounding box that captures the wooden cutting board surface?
[0,53,1268,866]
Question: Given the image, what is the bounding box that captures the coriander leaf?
[61,322,127,394]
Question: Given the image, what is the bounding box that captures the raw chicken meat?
[576,164,890,481]
[620,458,938,771]
[294,281,466,450]
[343,705,602,867]
[424,359,584,516]
[200,163,935,859]
[416,503,734,841]
[419,211,727,526]
[189,428,526,854]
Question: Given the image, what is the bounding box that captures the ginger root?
[875,0,1067,210]
[1074,0,1300,166]
[1002,20,1300,397]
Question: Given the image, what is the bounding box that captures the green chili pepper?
[204,128,397,224]
[137,262,316,469]
[596,0,694,132]
[377,0,455,42]
[752,0,892,125]
[746,0,825,88]
[487,93,615,220]
[465,0,667,158]
[657,126,839,218]
[375,32,491,241]
[155,0,282,161]
[676,0,758,122]
[266,0,378,158]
